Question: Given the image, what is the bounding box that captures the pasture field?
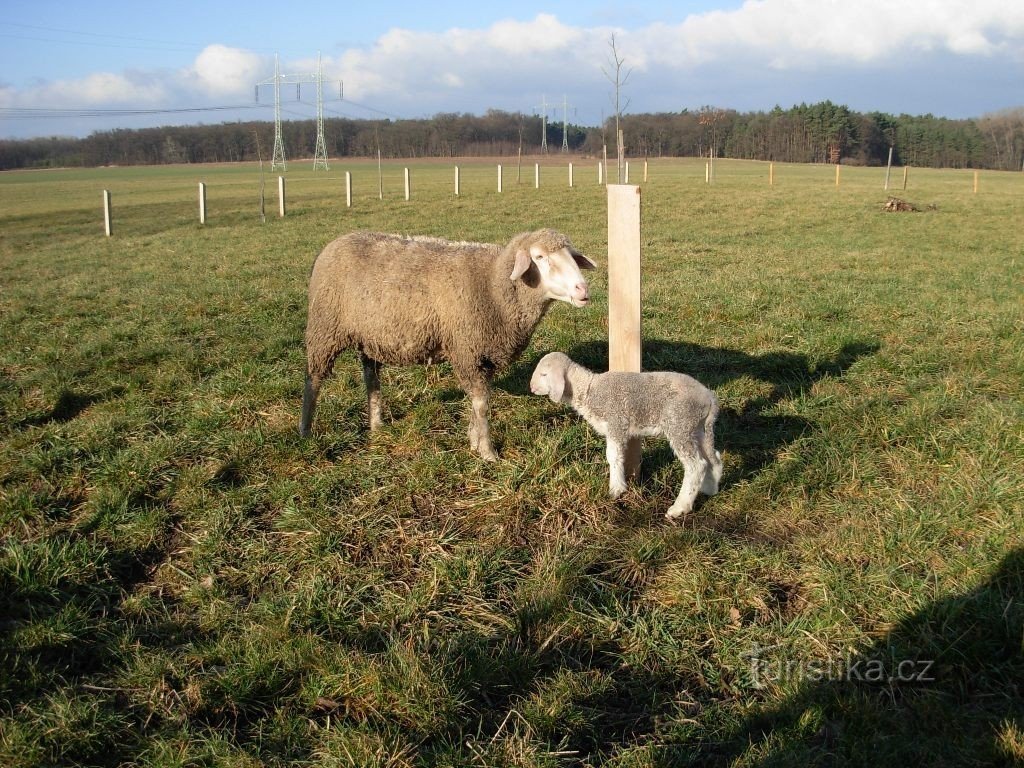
[1,157,1022,767]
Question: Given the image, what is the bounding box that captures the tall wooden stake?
[103,190,112,236]
[607,184,643,480]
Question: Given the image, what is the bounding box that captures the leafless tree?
[602,34,632,183]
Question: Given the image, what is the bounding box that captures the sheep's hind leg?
[361,354,384,431]
[665,438,709,521]
[466,381,497,461]
[299,371,322,437]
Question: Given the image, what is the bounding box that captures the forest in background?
[2,101,1022,171]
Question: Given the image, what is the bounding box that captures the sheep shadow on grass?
[499,338,879,506]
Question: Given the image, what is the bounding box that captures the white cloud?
[3,2,1023,137]
[187,45,267,97]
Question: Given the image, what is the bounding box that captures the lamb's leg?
[698,419,724,495]
[466,380,497,461]
[299,371,322,437]
[666,437,709,521]
[360,353,384,431]
[606,436,629,499]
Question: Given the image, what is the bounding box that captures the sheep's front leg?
[606,436,629,499]
[360,353,384,431]
[466,379,497,461]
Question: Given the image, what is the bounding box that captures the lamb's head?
[508,229,596,308]
[530,351,573,404]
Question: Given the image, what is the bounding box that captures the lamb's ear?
[570,248,597,270]
[509,249,532,281]
[548,371,565,404]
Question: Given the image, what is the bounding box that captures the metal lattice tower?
[256,52,339,172]
[561,95,574,152]
[312,52,329,171]
[268,55,286,171]
[535,95,551,153]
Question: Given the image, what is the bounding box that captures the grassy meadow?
[0,156,1022,767]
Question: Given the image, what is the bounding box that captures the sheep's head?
[509,229,596,308]
[530,352,573,404]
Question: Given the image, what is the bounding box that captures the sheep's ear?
[509,249,532,280]
[570,248,597,270]
[547,372,565,404]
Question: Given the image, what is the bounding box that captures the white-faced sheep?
[301,229,596,460]
[530,351,724,520]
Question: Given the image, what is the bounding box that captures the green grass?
[1,157,1022,767]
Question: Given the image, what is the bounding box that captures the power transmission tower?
[535,94,552,153]
[312,52,329,171]
[561,95,574,152]
[255,55,287,171]
[255,52,340,172]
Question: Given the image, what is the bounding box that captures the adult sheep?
[300,229,596,460]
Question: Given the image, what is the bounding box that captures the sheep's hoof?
[609,485,627,500]
[665,507,690,522]
[475,446,499,462]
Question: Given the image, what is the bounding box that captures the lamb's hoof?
[609,485,627,500]
[665,506,690,522]
[475,446,499,462]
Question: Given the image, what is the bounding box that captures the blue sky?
[1,1,1022,138]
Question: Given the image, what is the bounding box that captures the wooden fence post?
[198,182,207,224]
[497,164,503,193]
[835,165,841,187]
[454,166,460,197]
[903,166,909,190]
[278,176,286,217]
[345,171,352,208]
[607,183,643,480]
[404,167,411,201]
[769,162,774,186]
[569,162,574,188]
[535,163,540,189]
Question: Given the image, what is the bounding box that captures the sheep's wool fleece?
[304,230,570,377]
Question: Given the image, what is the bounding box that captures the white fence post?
[535,163,540,189]
[278,176,286,217]
[345,171,352,208]
[598,161,603,185]
[404,167,411,201]
[497,164,503,193]
[569,162,574,187]
[454,165,460,196]
[198,182,207,224]
[103,190,112,236]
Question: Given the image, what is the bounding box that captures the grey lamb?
[530,352,724,520]
[301,229,596,460]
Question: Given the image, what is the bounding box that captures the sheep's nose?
[573,282,590,303]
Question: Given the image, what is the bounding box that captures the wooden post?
[102,190,112,236]
[973,170,979,194]
[884,146,894,190]
[705,162,710,184]
[617,129,625,184]
[607,184,643,480]
[497,164,503,193]
[569,162,574,188]
[644,159,648,183]
[345,171,352,208]
[198,182,207,224]
[454,165,460,197]
[769,162,775,186]
[598,161,603,185]
[535,163,540,189]
[903,166,909,191]
[377,149,383,200]
[624,161,630,184]
[404,167,411,201]
[835,165,840,187]
[602,144,608,186]
[277,176,285,217]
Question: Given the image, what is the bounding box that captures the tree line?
[2,103,1022,171]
